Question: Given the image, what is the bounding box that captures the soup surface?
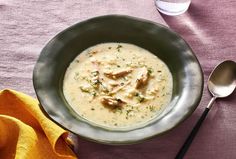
[63,43,173,128]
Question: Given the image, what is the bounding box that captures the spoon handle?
[175,108,210,159]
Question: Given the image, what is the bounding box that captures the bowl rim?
[33,14,204,145]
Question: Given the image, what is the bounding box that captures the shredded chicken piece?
[100,96,126,108]
[104,68,132,79]
[135,67,149,88]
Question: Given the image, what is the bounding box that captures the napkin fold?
[0,89,76,159]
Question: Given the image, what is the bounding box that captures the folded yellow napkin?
[0,89,77,159]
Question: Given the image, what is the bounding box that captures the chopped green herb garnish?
[75,59,79,63]
[116,45,122,52]
[135,93,145,103]
[126,109,132,115]
[87,51,97,57]
[82,76,86,80]
[89,79,100,88]
[115,107,123,114]
[91,108,95,110]
[138,97,145,103]
[108,47,112,49]
[126,63,132,67]
[147,67,153,75]
[91,92,97,97]
[149,105,155,112]
[79,86,90,93]
[117,44,122,48]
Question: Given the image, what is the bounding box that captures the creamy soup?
[63,43,173,128]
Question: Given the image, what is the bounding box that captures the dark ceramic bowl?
[33,15,203,145]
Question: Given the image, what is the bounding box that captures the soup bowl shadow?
[33,15,203,145]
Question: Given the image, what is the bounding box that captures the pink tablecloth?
[0,0,236,159]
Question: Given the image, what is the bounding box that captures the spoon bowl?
[208,60,236,98]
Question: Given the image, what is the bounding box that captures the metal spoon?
[176,60,236,159]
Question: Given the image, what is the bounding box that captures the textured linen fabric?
[0,0,236,159]
[0,89,76,159]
